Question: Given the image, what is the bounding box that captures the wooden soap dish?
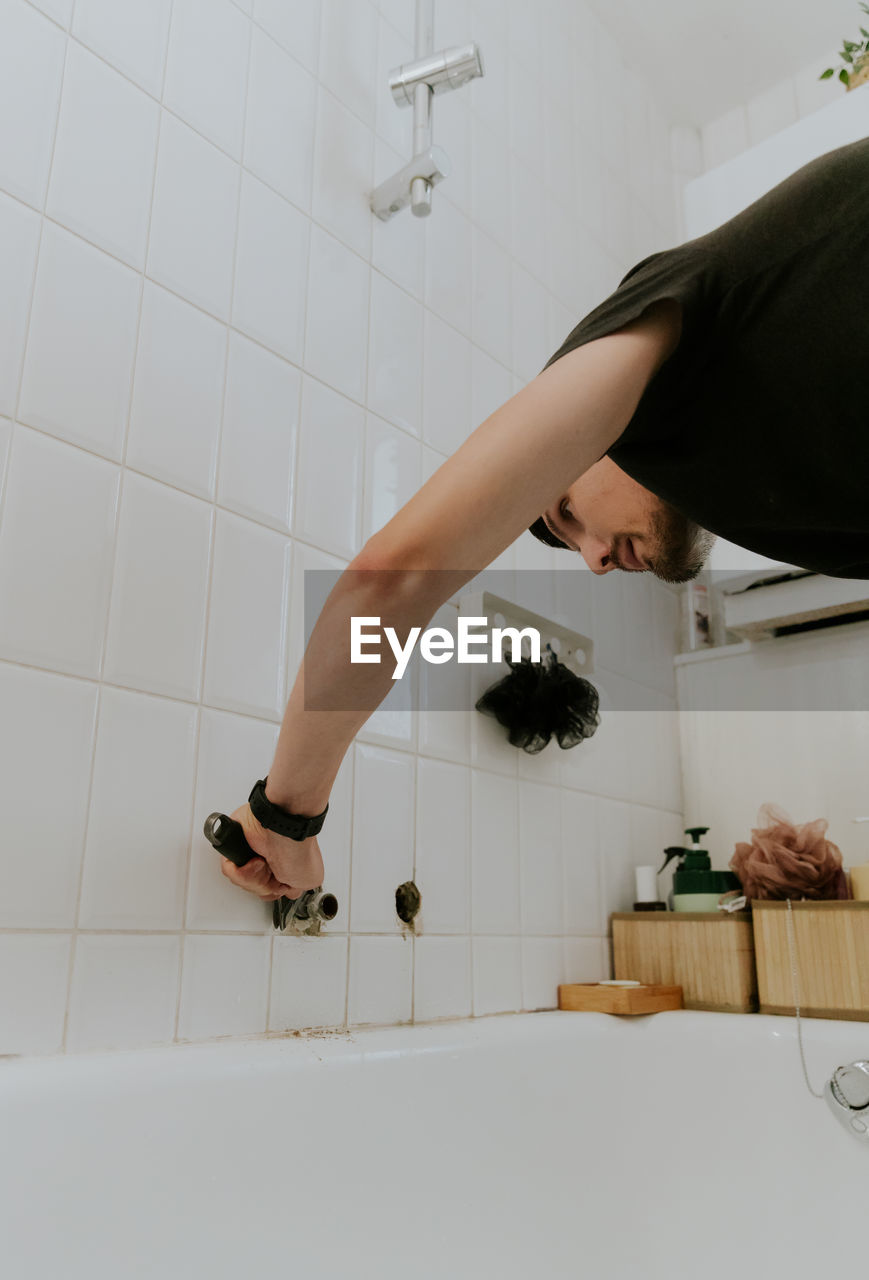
[558,982,683,1015]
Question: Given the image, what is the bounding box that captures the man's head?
[530,456,715,584]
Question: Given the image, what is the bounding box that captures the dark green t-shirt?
[545,137,869,579]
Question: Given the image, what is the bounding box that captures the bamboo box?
[752,900,869,1021]
[611,912,758,1013]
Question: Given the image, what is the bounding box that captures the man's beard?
[644,500,716,584]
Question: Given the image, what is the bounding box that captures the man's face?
[536,457,715,583]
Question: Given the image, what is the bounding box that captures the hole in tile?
[395,880,421,925]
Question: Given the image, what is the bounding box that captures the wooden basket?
[752,900,869,1021]
[611,912,757,1013]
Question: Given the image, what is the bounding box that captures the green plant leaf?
[840,67,851,84]
[861,27,869,38]
[842,50,854,63]
[819,67,835,78]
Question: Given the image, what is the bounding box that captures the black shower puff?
[474,651,600,754]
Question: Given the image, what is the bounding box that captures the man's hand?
[218,802,325,901]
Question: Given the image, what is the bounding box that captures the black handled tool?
[203,812,311,931]
[203,812,256,867]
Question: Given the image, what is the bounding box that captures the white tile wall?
[218,332,300,532]
[0,428,119,676]
[233,171,309,362]
[104,471,213,700]
[203,509,291,719]
[0,1,66,208]
[78,687,197,930]
[47,41,160,269]
[128,282,226,499]
[163,0,250,161]
[147,112,239,320]
[245,25,316,212]
[71,0,172,98]
[19,223,140,460]
[0,0,687,1056]
[0,193,40,418]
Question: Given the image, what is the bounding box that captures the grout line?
[62,680,102,1052]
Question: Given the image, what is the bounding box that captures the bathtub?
[2,1010,868,1279]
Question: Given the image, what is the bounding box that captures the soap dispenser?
[659,826,740,912]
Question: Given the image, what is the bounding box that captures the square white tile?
[67,934,181,1052]
[295,376,364,559]
[218,332,300,531]
[561,790,603,936]
[374,14,412,156]
[0,933,72,1055]
[312,88,374,260]
[128,281,226,500]
[19,223,140,461]
[178,933,271,1040]
[163,0,250,161]
[147,112,239,320]
[232,172,309,363]
[367,273,423,436]
[72,0,173,97]
[47,42,160,269]
[203,510,291,719]
[521,936,564,1011]
[596,796,633,920]
[511,261,549,383]
[471,346,512,430]
[0,192,40,418]
[518,780,563,936]
[319,0,378,127]
[244,25,316,211]
[470,769,520,934]
[104,471,213,700]
[0,1,66,207]
[78,687,198,930]
[470,117,510,250]
[348,934,412,1026]
[414,935,471,1021]
[363,413,420,542]
[510,163,546,283]
[350,743,414,933]
[472,935,522,1016]
[563,936,609,985]
[269,934,348,1030]
[187,706,279,932]
[424,196,472,337]
[253,0,320,74]
[471,228,511,368]
[0,662,97,928]
[0,428,119,677]
[286,540,347,683]
[304,225,369,404]
[415,757,470,934]
[422,311,471,455]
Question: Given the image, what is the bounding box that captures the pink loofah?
[730,804,850,900]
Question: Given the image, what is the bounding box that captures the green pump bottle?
[659,827,740,912]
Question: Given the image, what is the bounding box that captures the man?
[220,137,869,902]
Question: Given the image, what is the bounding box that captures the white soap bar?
[599,979,641,987]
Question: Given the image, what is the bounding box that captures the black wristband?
[248,778,328,841]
